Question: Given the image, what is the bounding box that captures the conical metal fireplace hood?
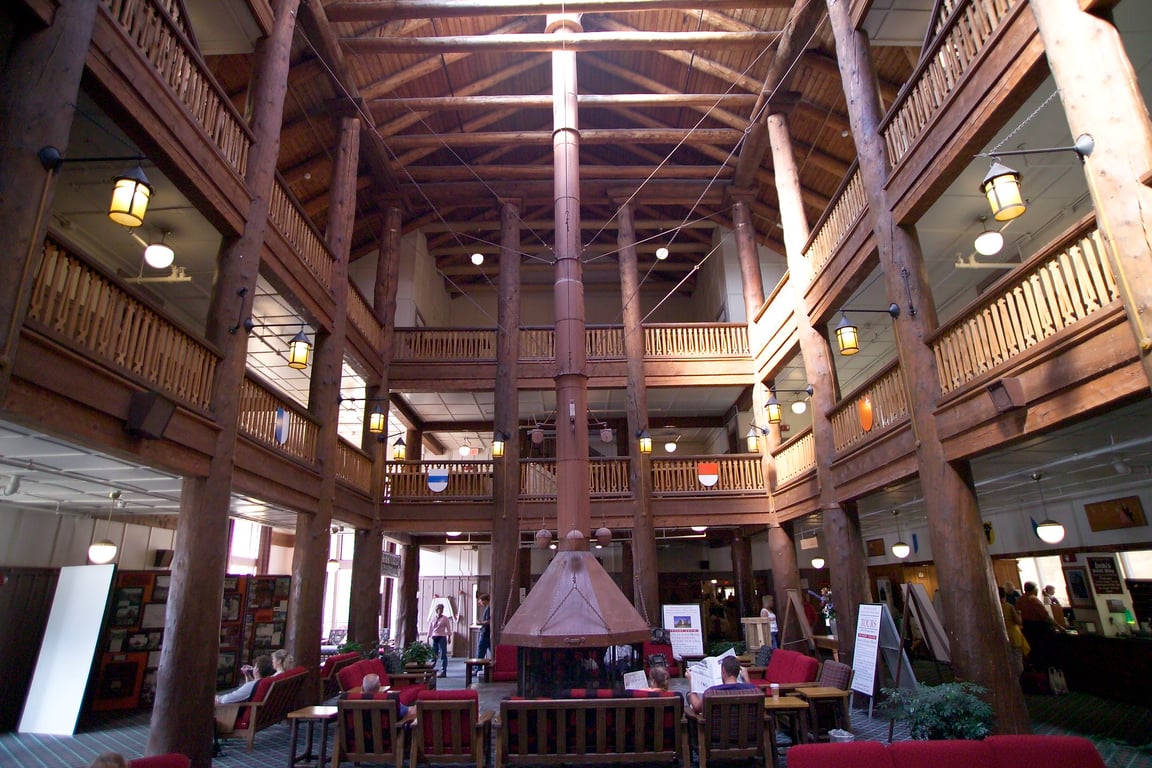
[501,545,650,648]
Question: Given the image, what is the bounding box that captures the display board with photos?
[92,570,292,710]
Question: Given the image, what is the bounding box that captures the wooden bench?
[215,666,309,751]
[495,691,687,768]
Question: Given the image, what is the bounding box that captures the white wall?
[0,507,175,569]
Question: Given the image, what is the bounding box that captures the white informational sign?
[851,602,917,698]
[623,670,649,690]
[851,604,882,697]
[21,564,115,735]
[662,603,704,659]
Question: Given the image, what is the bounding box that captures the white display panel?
[19,564,115,735]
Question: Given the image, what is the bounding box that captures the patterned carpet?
[2,657,1149,767]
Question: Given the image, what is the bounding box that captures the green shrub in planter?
[402,640,435,666]
[880,682,995,740]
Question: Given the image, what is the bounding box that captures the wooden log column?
[397,542,420,645]
[1029,0,1152,385]
[768,522,802,645]
[0,0,98,400]
[148,1,301,763]
[288,114,358,681]
[731,528,755,623]
[349,204,402,646]
[618,201,658,622]
[492,199,523,644]
[767,110,869,662]
[825,0,1029,731]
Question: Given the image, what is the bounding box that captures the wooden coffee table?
[796,685,852,737]
[287,705,337,768]
[465,657,492,685]
[763,695,810,768]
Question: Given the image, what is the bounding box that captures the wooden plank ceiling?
[208,1,914,297]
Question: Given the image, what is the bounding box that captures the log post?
[492,198,523,644]
[825,0,1029,731]
[148,1,302,762]
[618,201,659,622]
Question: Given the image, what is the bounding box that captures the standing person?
[428,604,453,677]
[1043,585,1069,629]
[476,594,492,659]
[1018,581,1065,668]
[760,594,779,648]
[999,586,1028,675]
[1002,581,1022,606]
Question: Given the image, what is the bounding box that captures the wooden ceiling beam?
[343,30,781,54]
[369,93,761,110]
[382,128,745,148]
[326,1,790,23]
[403,164,732,181]
[421,217,717,232]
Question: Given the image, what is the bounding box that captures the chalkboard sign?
[1087,556,1123,594]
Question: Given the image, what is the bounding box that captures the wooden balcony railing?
[102,0,251,177]
[882,0,1022,168]
[393,324,749,363]
[830,362,910,453]
[773,428,816,487]
[268,179,334,291]
[337,439,374,494]
[932,220,1117,394]
[346,286,384,353]
[651,456,765,496]
[26,239,218,410]
[802,167,866,275]
[386,461,494,499]
[238,375,318,463]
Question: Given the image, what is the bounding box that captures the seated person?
[89,754,128,768]
[686,655,755,714]
[216,654,274,704]
[272,648,295,674]
[346,672,408,718]
[648,665,670,691]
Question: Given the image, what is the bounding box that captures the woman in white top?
[760,595,779,648]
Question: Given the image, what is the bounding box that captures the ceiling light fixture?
[471,252,484,265]
[144,231,175,268]
[1031,472,1066,544]
[766,384,814,424]
[691,526,708,532]
[88,489,121,564]
[326,557,340,573]
[811,556,825,569]
[973,216,1004,256]
[655,246,669,260]
[791,400,808,415]
[891,510,910,559]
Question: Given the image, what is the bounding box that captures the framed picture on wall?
[1064,567,1093,608]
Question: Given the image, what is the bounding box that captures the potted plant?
[880,682,995,740]
[402,640,435,668]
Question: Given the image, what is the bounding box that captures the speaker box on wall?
[153,549,174,568]
[699,560,710,570]
[125,391,176,439]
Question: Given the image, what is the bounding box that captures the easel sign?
[901,583,950,664]
[780,588,816,652]
[851,603,917,718]
[662,604,704,659]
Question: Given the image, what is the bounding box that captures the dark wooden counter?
[1047,632,1152,705]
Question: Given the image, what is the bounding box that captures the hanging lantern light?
[392,437,406,461]
[637,429,652,454]
[766,388,782,425]
[835,312,860,356]
[368,405,386,435]
[981,161,1026,222]
[108,165,154,227]
[287,327,312,370]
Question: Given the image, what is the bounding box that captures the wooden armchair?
[335,696,415,768]
[320,651,361,701]
[687,689,769,768]
[409,689,493,768]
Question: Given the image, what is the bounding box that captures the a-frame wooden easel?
[780,588,816,653]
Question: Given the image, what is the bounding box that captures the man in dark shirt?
[687,655,755,714]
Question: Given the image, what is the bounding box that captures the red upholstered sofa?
[746,648,819,690]
[786,735,1106,768]
[321,651,362,699]
[491,644,518,682]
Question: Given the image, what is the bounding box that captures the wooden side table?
[465,658,492,685]
[287,705,337,768]
[796,685,852,739]
[763,695,810,768]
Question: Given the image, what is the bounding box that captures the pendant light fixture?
[973,216,1004,256]
[144,231,175,268]
[88,490,122,564]
[891,510,910,559]
[811,556,826,569]
[392,437,406,461]
[1031,472,1066,544]
[287,326,312,370]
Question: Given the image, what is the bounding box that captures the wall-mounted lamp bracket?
[228,287,251,334]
